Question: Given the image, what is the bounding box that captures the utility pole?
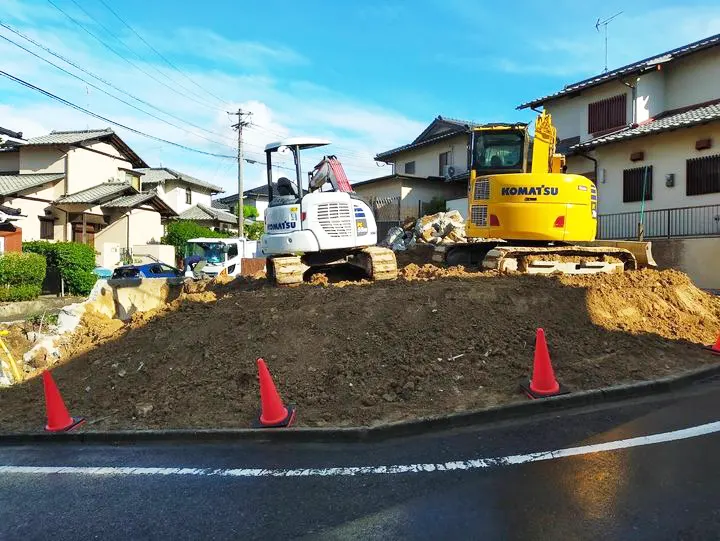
[230,108,252,237]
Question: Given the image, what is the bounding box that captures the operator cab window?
[227,244,239,258]
[472,131,525,174]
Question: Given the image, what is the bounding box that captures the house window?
[185,187,192,205]
[687,154,720,196]
[404,161,415,175]
[40,217,54,240]
[439,151,450,176]
[588,94,627,134]
[623,166,653,203]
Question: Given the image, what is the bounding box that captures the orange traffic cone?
[705,332,720,356]
[520,328,569,399]
[43,370,85,432]
[253,358,296,428]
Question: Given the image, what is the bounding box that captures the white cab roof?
[264,137,332,152]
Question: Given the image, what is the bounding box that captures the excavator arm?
[309,156,354,193]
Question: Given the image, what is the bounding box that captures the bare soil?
[1,267,719,432]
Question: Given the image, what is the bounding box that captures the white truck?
[183,237,259,279]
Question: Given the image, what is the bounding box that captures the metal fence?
[370,196,401,240]
[597,203,720,240]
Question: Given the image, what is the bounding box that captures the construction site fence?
[370,196,401,240]
[597,203,720,240]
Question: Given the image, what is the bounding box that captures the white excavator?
[260,138,397,285]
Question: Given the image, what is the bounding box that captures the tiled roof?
[0,172,64,195]
[23,128,148,168]
[102,192,157,208]
[210,199,231,210]
[574,102,720,151]
[0,204,23,217]
[26,128,114,145]
[376,116,479,161]
[55,182,130,204]
[135,167,224,193]
[519,33,720,109]
[178,203,237,224]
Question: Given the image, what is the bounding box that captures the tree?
[161,221,229,257]
[233,204,259,220]
[244,221,264,241]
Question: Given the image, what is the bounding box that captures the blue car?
[111,263,183,279]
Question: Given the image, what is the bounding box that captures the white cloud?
[0,10,422,194]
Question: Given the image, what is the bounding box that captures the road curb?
[2,361,719,445]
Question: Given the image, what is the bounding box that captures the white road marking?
[1,420,718,479]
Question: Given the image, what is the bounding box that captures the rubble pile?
[384,211,467,251]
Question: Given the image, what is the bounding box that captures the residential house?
[177,203,239,232]
[518,33,720,239]
[134,167,225,216]
[0,128,175,265]
[213,184,272,221]
[369,117,480,219]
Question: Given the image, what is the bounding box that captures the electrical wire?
[94,0,230,107]
[0,33,239,152]
[0,69,296,172]
[67,0,220,110]
[0,22,252,149]
[46,0,221,112]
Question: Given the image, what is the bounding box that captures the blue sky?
[1,0,719,194]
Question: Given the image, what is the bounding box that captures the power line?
[0,69,297,172]
[0,32,239,152]
[46,0,220,112]
[94,0,230,107]
[0,22,239,146]
[67,0,221,110]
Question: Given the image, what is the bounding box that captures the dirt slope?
[1,268,719,431]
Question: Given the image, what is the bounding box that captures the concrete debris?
[383,211,467,251]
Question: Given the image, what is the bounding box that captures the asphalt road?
[2,381,720,540]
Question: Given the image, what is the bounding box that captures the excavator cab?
[471,123,529,176]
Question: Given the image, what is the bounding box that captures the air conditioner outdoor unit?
[443,164,466,179]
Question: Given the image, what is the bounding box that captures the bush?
[244,221,264,241]
[0,284,42,302]
[23,241,97,296]
[233,204,259,220]
[0,251,46,301]
[161,221,229,255]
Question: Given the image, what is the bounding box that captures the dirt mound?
[1,269,719,431]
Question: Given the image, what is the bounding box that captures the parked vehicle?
[111,263,183,279]
[183,237,258,279]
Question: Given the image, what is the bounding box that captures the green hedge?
[161,221,230,255]
[0,252,46,301]
[23,241,97,296]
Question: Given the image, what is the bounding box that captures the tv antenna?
[595,11,623,72]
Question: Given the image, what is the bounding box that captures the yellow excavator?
[437,112,656,273]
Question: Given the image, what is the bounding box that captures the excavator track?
[266,256,306,286]
[350,246,398,281]
[482,245,638,274]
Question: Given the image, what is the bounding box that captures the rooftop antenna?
[595,11,623,72]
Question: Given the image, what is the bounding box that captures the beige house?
[366,117,476,219]
[0,128,175,263]
[519,33,720,239]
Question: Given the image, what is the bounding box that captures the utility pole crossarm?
[230,108,252,237]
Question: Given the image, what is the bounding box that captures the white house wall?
[391,134,469,177]
[162,180,212,214]
[67,142,132,193]
[400,179,467,218]
[19,147,65,174]
[4,182,64,241]
[635,69,665,124]
[0,151,19,172]
[544,81,632,143]
[594,124,720,216]
[352,178,402,201]
[665,48,720,111]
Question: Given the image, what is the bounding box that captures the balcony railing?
[597,204,720,240]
